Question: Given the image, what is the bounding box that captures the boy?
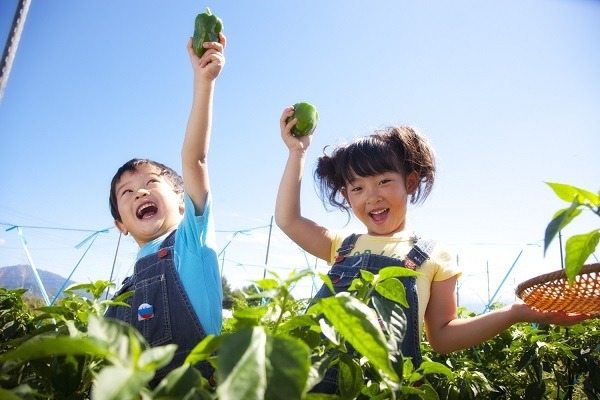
[105,34,226,384]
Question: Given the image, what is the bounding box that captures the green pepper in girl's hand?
[288,102,319,137]
[192,8,223,58]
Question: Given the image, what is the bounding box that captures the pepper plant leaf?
[217,327,310,400]
[543,202,582,254]
[184,334,223,365]
[91,365,154,400]
[151,363,209,399]
[564,230,600,285]
[377,266,421,282]
[339,355,363,399]
[546,182,599,205]
[320,293,398,381]
[375,278,409,308]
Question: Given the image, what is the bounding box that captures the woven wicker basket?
[515,263,600,316]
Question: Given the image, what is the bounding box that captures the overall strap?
[160,229,177,248]
[405,236,436,270]
[336,234,361,256]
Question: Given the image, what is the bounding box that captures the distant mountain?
[0,264,90,300]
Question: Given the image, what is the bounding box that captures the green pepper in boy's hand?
[288,102,319,137]
[193,8,223,58]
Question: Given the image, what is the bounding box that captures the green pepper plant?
[543,182,599,284]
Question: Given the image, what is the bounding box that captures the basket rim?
[515,262,600,298]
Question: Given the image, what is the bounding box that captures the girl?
[275,105,590,392]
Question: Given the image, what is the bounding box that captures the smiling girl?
[275,106,591,394]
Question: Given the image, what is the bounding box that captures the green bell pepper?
[288,102,319,137]
[192,8,223,58]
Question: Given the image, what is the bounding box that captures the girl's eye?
[351,186,362,192]
[380,179,391,185]
[147,179,159,186]
[120,189,133,197]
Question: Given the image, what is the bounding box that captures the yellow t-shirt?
[328,232,460,334]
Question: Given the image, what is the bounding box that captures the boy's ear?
[178,192,185,214]
[405,171,419,195]
[114,220,128,236]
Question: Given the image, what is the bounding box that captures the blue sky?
[1,1,598,311]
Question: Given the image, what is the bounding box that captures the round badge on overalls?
[138,303,154,321]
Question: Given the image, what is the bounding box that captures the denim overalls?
[311,234,433,393]
[104,230,213,386]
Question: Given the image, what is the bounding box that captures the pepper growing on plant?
[192,7,223,58]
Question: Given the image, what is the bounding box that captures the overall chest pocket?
[327,263,364,293]
[128,274,173,347]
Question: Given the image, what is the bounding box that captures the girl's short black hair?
[314,126,436,214]
[109,158,183,222]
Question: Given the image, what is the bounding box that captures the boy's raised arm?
[182,35,226,213]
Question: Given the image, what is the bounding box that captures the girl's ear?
[114,220,128,236]
[341,188,349,203]
[405,171,419,195]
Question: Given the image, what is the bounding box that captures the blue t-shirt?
[138,192,222,335]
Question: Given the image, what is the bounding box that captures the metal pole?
[10,226,51,305]
[263,216,273,279]
[105,231,122,300]
[0,0,32,104]
[483,250,523,313]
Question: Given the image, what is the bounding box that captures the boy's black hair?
[314,126,436,215]
[109,158,184,222]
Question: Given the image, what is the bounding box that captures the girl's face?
[114,164,184,247]
[342,171,418,236]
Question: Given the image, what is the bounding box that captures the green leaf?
[543,203,582,254]
[283,268,317,286]
[377,266,421,282]
[320,294,397,381]
[0,386,39,400]
[338,355,363,399]
[359,269,375,284]
[152,363,206,398]
[138,344,177,371]
[374,278,409,308]
[216,327,266,400]
[318,272,336,295]
[185,334,224,365]
[0,336,109,368]
[263,332,311,400]
[92,365,154,400]
[231,306,268,328]
[278,314,318,333]
[417,361,454,379]
[372,296,406,367]
[546,182,599,205]
[217,327,311,400]
[253,278,279,290]
[319,318,339,346]
[564,230,600,285]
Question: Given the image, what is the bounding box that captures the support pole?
[0,0,31,104]
[483,250,523,313]
[8,226,51,305]
[263,216,273,279]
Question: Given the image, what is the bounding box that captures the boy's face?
[113,164,184,247]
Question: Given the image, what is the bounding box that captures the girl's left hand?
[511,301,592,326]
[280,106,312,152]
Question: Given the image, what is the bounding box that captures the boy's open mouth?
[136,202,158,219]
[369,208,389,222]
